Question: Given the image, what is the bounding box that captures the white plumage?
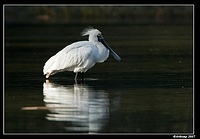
[43,27,121,80]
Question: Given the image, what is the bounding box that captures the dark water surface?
[5,24,193,133]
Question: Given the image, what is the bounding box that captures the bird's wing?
[43,41,95,75]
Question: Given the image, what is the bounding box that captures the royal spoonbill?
[43,27,121,80]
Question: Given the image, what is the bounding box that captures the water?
[5,24,193,133]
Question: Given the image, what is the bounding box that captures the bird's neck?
[95,43,109,63]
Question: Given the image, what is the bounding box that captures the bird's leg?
[74,72,78,81]
[46,73,51,78]
[46,71,56,78]
[81,72,85,81]
[74,79,77,84]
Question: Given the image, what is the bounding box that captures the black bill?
[98,35,121,61]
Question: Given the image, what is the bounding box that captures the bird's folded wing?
[43,41,95,75]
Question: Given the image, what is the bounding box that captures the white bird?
[43,27,121,80]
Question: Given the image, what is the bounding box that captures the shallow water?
[5,24,193,133]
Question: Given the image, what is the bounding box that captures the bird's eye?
[97,34,101,37]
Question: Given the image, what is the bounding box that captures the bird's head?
[81,27,101,44]
[81,27,121,61]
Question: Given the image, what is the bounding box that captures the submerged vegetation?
[4,6,193,24]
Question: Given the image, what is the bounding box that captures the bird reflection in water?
[43,80,109,133]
